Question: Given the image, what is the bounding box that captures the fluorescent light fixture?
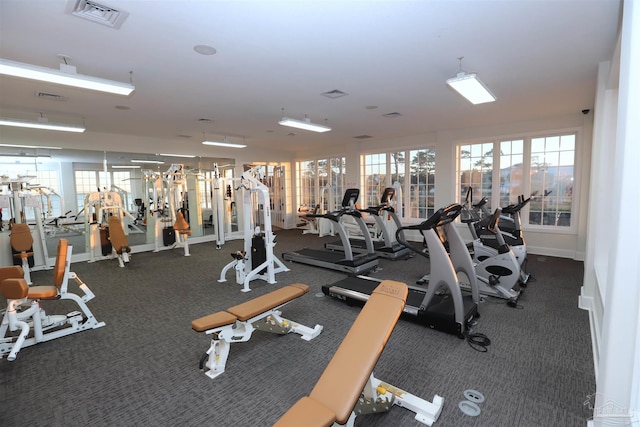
[111,165,141,169]
[202,140,247,148]
[0,154,51,159]
[278,117,331,133]
[446,72,496,105]
[0,58,135,96]
[159,153,196,158]
[131,159,164,164]
[0,117,85,133]
[0,143,62,150]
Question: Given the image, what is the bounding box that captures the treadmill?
[322,203,479,338]
[325,187,412,260]
[283,189,379,275]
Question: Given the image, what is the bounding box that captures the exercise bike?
[461,207,524,306]
[464,188,540,284]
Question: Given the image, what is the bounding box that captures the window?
[457,132,576,229]
[409,148,436,219]
[529,134,575,227]
[362,153,386,208]
[75,169,133,212]
[297,160,317,211]
[458,142,493,209]
[361,148,436,220]
[36,170,62,218]
[499,139,524,207]
[296,157,345,213]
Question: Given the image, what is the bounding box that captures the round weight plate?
[458,400,481,417]
[464,389,485,404]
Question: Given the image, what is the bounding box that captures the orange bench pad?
[191,283,309,332]
[192,311,237,332]
[273,396,336,427]
[226,283,309,321]
[310,280,407,425]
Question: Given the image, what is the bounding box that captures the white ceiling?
[0,0,621,158]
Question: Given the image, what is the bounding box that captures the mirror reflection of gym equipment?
[0,150,245,267]
[0,175,53,280]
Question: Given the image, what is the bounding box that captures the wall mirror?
[0,147,237,267]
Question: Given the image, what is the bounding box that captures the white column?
[593,0,640,425]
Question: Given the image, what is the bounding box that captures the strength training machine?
[0,239,105,361]
[218,165,289,292]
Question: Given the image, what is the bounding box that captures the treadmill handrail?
[394,204,463,260]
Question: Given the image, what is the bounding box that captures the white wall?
[581,0,640,424]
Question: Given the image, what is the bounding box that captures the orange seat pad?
[27,286,59,299]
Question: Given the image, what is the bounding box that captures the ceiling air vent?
[382,112,403,118]
[65,0,129,29]
[35,91,67,102]
[353,135,373,140]
[321,89,348,99]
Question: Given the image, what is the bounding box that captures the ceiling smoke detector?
[65,0,129,29]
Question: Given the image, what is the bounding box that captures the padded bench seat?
[192,283,309,331]
[274,280,443,426]
[192,283,321,380]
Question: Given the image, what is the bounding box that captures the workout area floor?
[0,229,594,427]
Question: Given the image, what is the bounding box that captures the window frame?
[360,147,436,221]
[455,128,580,234]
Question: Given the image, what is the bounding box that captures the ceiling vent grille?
[65,0,129,29]
[382,112,403,118]
[353,135,373,140]
[35,91,67,102]
[321,89,348,99]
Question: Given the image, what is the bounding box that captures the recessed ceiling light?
[365,105,378,110]
[194,45,217,55]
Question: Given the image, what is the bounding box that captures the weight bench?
[273,280,444,427]
[192,283,323,380]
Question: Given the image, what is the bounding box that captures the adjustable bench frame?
[274,280,443,427]
[192,283,323,380]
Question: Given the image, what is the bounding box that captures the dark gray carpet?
[0,229,594,426]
